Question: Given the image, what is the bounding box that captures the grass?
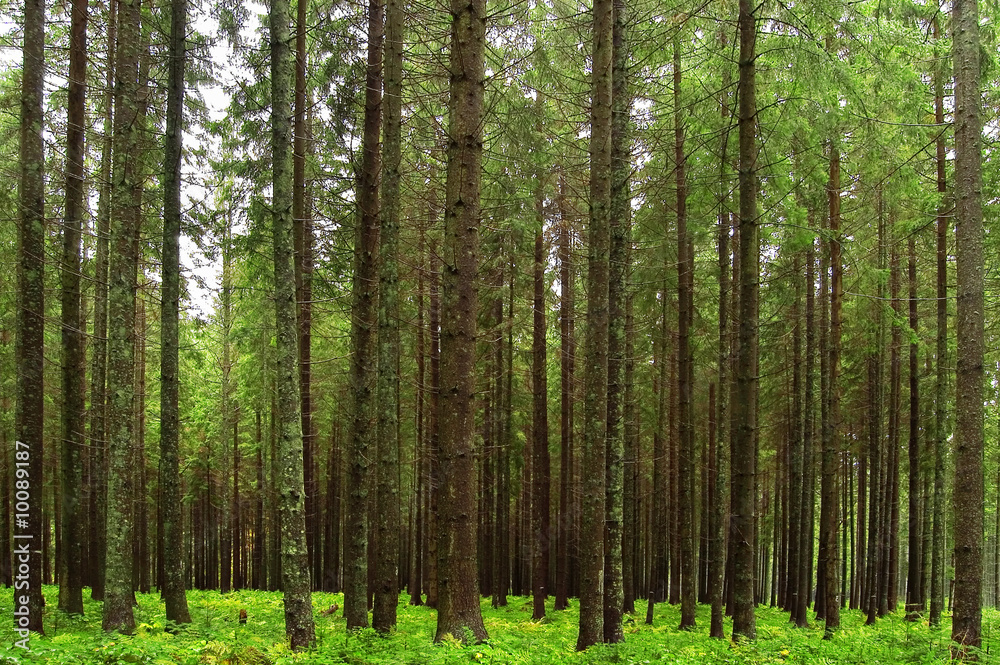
[0,587,996,663]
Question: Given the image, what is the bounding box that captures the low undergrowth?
[0,587,995,663]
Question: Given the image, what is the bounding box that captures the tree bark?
[434,0,488,641]
[58,0,87,615]
[373,0,402,630]
[731,0,758,640]
[555,172,573,612]
[576,0,612,646]
[345,0,383,629]
[905,234,922,614]
[16,0,46,633]
[821,140,842,638]
[929,18,947,627]
[674,31,696,632]
[532,174,551,622]
[102,0,143,632]
[604,0,630,635]
[951,0,984,648]
[270,0,315,645]
[159,0,192,622]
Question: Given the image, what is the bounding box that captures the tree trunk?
[604,0,630,634]
[785,253,802,620]
[576,0,612,645]
[674,32,696,632]
[58,0,87,614]
[102,0,143,632]
[623,294,638,615]
[905,234,923,614]
[555,173,573,612]
[929,18,947,627]
[822,140,842,638]
[731,0,758,640]
[951,0,984,647]
[88,0,117,602]
[270,0,315,645]
[15,0,46,634]
[434,0,487,640]
[887,239,902,614]
[159,0,192,623]
[373,0,402,630]
[532,176,551,622]
[796,230,816,628]
[345,0,383,628]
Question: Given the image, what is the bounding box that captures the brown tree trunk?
[58,0,87,614]
[532,187,551,622]
[822,139,843,638]
[796,229,816,628]
[434,0,488,639]
[576,0,612,645]
[886,236,902,615]
[159,0,192,623]
[344,0,383,628]
[731,0,758,639]
[905,234,922,614]
[675,32,696,630]
[89,0,117,603]
[929,18,947,627]
[555,173,573,612]
[16,0,46,633]
[951,0,984,647]
[102,0,143,632]
[373,0,402,629]
[270,0,315,644]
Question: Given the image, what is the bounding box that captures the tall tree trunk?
[822,140,842,638]
[373,0,402,630]
[674,32,696,632]
[887,238,902,614]
[865,203,885,624]
[345,0,383,628]
[623,294,638,615]
[929,18,947,627]
[532,171,551,622]
[796,230,816,628]
[89,0,117,602]
[434,0,487,640]
[951,0,984,647]
[604,0,630,635]
[102,0,143,632]
[16,0,46,633]
[135,302,149,594]
[555,173,573,612]
[426,244,440,607]
[220,223,234,595]
[292,0,318,589]
[270,0,315,645]
[232,416,242,590]
[785,254,802,620]
[731,0,758,640]
[905,234,922,615]
[253,412,265,589]
[410,223,426,605]
[159,0,192,622]
[58,0,87,615]
[710,42,731,637]
[576,0,612,645]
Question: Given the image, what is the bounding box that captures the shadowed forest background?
[2,0,1000,659]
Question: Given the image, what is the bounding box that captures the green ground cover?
[0,588,995,664]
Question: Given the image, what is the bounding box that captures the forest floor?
[0,587,995,664]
